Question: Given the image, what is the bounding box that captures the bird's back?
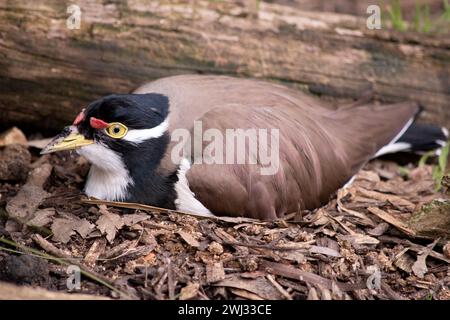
[134,75,418,219]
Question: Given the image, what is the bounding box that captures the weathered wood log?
[0,281,110,300]
[0,0,449,134]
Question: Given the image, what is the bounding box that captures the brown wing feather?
[134,75,418,219]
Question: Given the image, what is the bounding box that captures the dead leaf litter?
[0,136,449,300]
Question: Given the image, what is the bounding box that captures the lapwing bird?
[42,75,448,220]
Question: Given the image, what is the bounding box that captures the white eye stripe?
[122,119,169,143]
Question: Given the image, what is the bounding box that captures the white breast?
[174,158,214,217]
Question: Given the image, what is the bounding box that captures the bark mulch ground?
[0,141,449,300]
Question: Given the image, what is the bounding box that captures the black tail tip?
[381,123,450,156]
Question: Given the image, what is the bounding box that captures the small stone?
[0,127,27,146]
[0,255,49,285]
[0,144,31,181]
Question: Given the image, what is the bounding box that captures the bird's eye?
[105,122,128,138]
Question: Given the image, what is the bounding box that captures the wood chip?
[340,233,379,246]
[206,262,225,283]
[266,275,293,300]
[309,245,341,257]
[393,249,414,273]
[84,238,107,266]
[261,260,365,292]
[229,288,264,300]
[367,207,416,237]
[307,287,319,300]
[358,188,415,211]
[337,189,376,227]
[101,240,135,260]
[367,222,390,236]
[178,230,200,248]
[214,274,283,300]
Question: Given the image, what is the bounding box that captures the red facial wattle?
[90,117,109,129]
[73,110,85,126]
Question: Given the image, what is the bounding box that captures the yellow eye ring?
[105,122,128,138]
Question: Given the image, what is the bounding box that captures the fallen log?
[0,0,449,134]
[0,281,109,300]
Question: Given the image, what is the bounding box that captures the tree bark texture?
[0,0,449,133]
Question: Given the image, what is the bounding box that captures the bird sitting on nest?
[42,75,448,220]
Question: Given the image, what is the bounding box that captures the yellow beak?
[41,127,94,154]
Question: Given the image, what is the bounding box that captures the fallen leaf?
[74,219,96,238]
[179,283,200,300]
[214,274,283,300]
[96,205,124,243]
[309,245,341,257]
[122,214,149,226]
[411,239,439,278]
[51,218,76,243]
[51,216,95,243]
[26,208,55,228]
[411,254,428,279]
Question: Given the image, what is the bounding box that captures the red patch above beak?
[73,109,85,126]
[90,117,109,129]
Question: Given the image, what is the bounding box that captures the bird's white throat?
[78,143,133,201]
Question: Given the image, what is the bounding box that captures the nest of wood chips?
[0,131,449,300]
